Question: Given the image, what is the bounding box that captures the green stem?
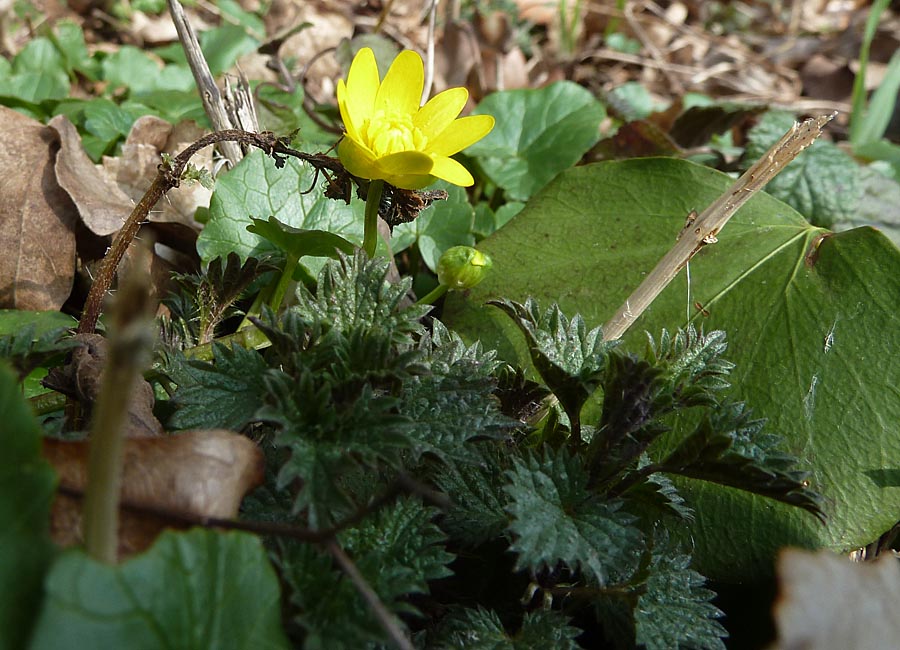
[268,254,300,313]
[363,179,384,258]
[415,284,448,306]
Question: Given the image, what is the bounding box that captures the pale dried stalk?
[603,112,836,341]
[167,0,243,165]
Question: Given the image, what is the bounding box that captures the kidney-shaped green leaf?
[29,528,289,650]
[0,363,56,650]
[467,81,605,201]
[198,150,375,274]
[444,158,900,581]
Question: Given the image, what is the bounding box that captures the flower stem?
[268,254,300,313]
[363,179,384,258]
[415,283,448,306]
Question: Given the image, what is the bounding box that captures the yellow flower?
[337,47,495,190]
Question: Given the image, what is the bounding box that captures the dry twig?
[603,112,836,341]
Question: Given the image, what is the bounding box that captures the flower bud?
[437,246,493,290]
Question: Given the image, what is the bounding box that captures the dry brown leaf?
[43,333,164,437]
[44,430,265,558]
[101,116,212,230]
[771,548,900,650]
[0,107,77,310]
[49,114,133,237]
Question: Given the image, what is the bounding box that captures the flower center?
[363,110,428,156]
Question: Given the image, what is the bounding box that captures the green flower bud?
[437,246,493,290]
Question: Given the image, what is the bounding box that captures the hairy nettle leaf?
[280,500,453,649]
[163,343,269,431]
[504,447,643,585]
[491,297,615,436]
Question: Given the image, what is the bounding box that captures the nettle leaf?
[589,328,735,485]
[468,81,605,201]
[0,363,56,650]
[432,442,512,546]
[646,326,733,403]
[260,370,413,526]
[164,342,269,431]
[490,298,615,434]
[504,448,643,585]
[594,534,725,650]
[30,529,288,649]
[278,543,381,650]
[340,498,454,613]
[401,323,513,459]
[632,549,727,650]
[658,402,825,519]
[198,150,378,277]
[624,463,694,524]
[589,353,670,483]
[0,316,78,382]
[745,111,862,228]
[167,252,275,346]
[280,500,453,648]
[433,607,582,650]
[294,252,429,346]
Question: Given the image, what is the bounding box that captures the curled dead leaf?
[43,333,163,437]
[49,114,133,237]
[0,107,77,310]
[102,116,213,230]
[44,429,265,559]
[771,548,900,650]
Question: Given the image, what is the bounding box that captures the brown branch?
[56,471,445,543]
[325,540,415,650]
[76,130,345,336]
[75,127,448,336]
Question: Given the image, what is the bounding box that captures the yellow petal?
[382,173,435,190]
[337,80,359,141]
[375,150,433,176]
[344,48,379,136]
[338,136,380,180]
[374,50,423,117]
[414,87,468,140]
[429,155,475,187]
[427,114,495,156]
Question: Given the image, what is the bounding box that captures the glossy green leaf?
[200,25,259,76]
[467,81,605,201]
[0,363,56,650]
[247,216,355,261]
[198,150,376,275]
[29,529,289,650]
[0,310,76,336]
[101,46,194,95]
[445,157,900,580]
